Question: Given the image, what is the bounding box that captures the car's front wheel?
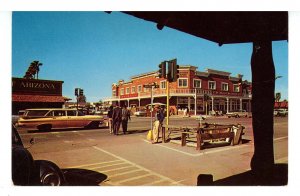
[37,124,52,132]
[85,121,100,129]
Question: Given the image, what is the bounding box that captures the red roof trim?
[12,94,65,103]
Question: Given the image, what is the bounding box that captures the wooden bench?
[181,124,244,150]
[162,124,244,150]
[196,127,234,150]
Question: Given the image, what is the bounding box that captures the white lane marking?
[87,138,96,141]
[274,136,288,141]
[116,174,152,184]
[92,146,182,185]
[108,169,142,178]
[143,179,166,186]
[143,139,202,156]
[66,160,121,168]
[99,166,135,173]
[142,139,250,157]
[64,140,72,143]
[89,162,128,170]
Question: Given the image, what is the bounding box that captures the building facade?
[12,77,65,114]
[104,65,252,115]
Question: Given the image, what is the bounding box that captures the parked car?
[12,110,26,125]
[274,109,288,117]
[226,110,249,118]
[134,110,147,117]
[12,124,66,185]
[17,108,104,131]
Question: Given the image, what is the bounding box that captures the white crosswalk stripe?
[67,147,183,186]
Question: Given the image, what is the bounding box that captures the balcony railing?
[103,89,252,102]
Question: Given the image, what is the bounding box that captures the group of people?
[106,104,165,144]
[107,103,131,135]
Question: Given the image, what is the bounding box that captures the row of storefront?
[103,65,252,115]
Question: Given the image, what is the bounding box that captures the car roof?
[25,108,77,111]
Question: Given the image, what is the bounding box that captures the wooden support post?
[181,132,187,146]
[250,41,275,179]
[196,132,202,150]
[162,126,166,143]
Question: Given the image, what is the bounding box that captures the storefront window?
[160,80,166,89]
[208,81,216,90]
[178,78,188,88]
[221,83,228,91]
[137,85,142,93]
[234,84,240,92]
[193,79,201,88]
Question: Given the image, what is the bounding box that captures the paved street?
[17,116,288,186]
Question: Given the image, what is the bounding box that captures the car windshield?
[25,110,49,117]
[77,111,85,116]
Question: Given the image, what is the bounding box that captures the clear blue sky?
[12,11,288,102]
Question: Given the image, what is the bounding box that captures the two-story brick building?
[104,65,252,115]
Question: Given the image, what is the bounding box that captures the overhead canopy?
[12,94,65,103]
[124,12,288,44]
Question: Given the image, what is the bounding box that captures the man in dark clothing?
[157,107,165,125]
[112,103,122,135]
[107,105,114,134]
[152,105,165,144]
[121,105,131,134]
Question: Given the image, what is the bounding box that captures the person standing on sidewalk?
[112,103,122,135]
[107,105,114,134]
[152,105,165,144]
[121,105,131,134]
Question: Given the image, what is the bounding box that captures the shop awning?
[12,94,65,103]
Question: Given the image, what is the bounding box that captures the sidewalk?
[131,114,229,119]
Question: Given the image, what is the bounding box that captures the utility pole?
[166,80,170,126]
[143,83,159,130]
[157,59,179,126]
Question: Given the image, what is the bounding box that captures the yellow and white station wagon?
[17,108,104,131]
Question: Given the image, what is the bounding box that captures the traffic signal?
[158,61,166,78]
[171,59,179,82]
[167,59,179,82]
[79,88,84,96]
[75,88,78,96]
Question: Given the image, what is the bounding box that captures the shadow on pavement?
[127,129,149,134]
[27,126,107,133]
[197,163,288,186]
[62,168,107,186]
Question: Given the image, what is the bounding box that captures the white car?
[226,110,249,118]
[274,109,288,117]
[17,108,104,131]
[134,110,147,117]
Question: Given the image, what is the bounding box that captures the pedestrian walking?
[112,103,122,135]
[121,105,131,134]
[107,105,114,134]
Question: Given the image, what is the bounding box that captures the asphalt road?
[17,116,288,186]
